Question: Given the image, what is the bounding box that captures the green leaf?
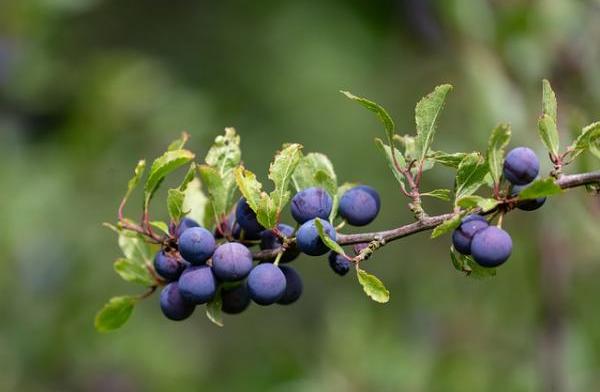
[569,122,600,160]
[204,128,242,213]
[428,151,468,168]
[198,165,228,221]
[122,160,146,205]
[117,230,154,265]
[314,218,344,255]
[256,196,278,229]
[431,214,461,239]
[144,149,195,209]
[455,153,489,201]
[234,166,263,212]
[182,178,211,227]
[450,247,496,278]
[178,163,197,191]
[421,189,451,201]
[167,131,190,151]
[394,134,417,161]
[268,143,303,219]
[542,79,558,124]
[149,221,170,235]
[331,182,357,222]
[113,258,154,286]
[518,178,562,199]
[538,114,560,157]
[291,152,338,197]
[414,84,453,163]
[167,189,186,222]
[341,90,395,147]
[206,290,224,327]
[456,195,499,212]
[486,124,511,185]
[356,268,390,303]
[95,296,137,333]
[374,138,407,193]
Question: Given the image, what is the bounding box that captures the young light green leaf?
[374,138,407,193]
[486,123,511,185]
[331,182,357,222]
[167,131,190,151]
[431,214,461,239]
[414,84,453,163]
[542,79,558,124]
[167,189,186,222]
[149,221,170,235]
[569,122,600,160]
[206,290,224,327]
[178,163,197,191]
[182,178,211,228]
[234,166,263,212]
[465,257,497,279]
[455,153,489,201]
[198,165,227,220]
[94,296,137,333]
[291,152,337,197]
[456,195,499,212]
[204,128,241,213]
[421,189,451,201]
[117,231,154,265]
[356,268,390,303]
[428,151,468,168]
[113,258,155,286]
[518,178,561,199]
[268,143,303,218]
[256,195,277,229]
[144,149,195,208]
[538,114,559,157]
[123,160,146,205]
[394,134,417,161]
[314,218,345,255]
[341,90,395,146]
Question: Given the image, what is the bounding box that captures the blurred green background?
[1,1,600,391]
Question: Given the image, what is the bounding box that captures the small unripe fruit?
[175,217,200,238]
[211,242,253,282]
[221,283,251,314]
[178,227,216,264]
[511,184,546,211]
[503,147,540,185]
[277,265,303,305]
[353,243,369,255]
[328,251,350,276]
[471,226,513,267]
[260,224,299,263]
[178,265,217,304]
[452,214,489,255]
[247,263,286,305]
[296,218,337,256]
[153,251,185,281]
[235,197,265,239]
[160,282,195,321]
[339,185,381,226]
[291,187,333,224]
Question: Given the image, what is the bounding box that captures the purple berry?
[247,263,286,305]
[211,242,253,282]
[178,227,216,265]
[511,184,546,211]
[160,282,195,321]
[175,217,200,238]
[221,283,251,314]
[277,266,303,305]
[471,226,513,267]
[339,185,381,226]
[503,147,540,185]
[291,187,333,224]
[296,218,337,256]
[153,251,185,281]
[178,265,217,304]
[452,215,489,255]
[260,224,299,263]
[235,198,265,239]
[328,251,351,276]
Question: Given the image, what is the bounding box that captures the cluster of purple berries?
[157,184,381,321]
[452,146,544,267]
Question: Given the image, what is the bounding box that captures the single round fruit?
[328,251,351,276]
[452,215,489,255]
[221,283,251,314]
[160,282,195,321]
[511,184,546,211]
[153,251,185,281]
[247,263,287,305]
[290,187,333,224]
[235,198,265,239]
[503,147,540,185]
[471,226,513,267]
[176,217,200,237]
[260,224,300,263]
[277,266,303,305]
[178,227,216,264]
[211,242,253,282]
[178,265,217,304]
[339,185,381,226]
[296,218,337,256]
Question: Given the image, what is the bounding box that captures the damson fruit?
[290,187,333,224]
[247,263,286,305]
[339,185,381,226]
[296,218,337,256]
[328,251,351,276]
[153,251,186,281]
[452,214,489,255]
[175,217,200,238]
[211,242,253,282]
[260,224,299,263]
[471,226,513,268]
[511,184,546,211]
[160,282,195,321]
[277,266,303,305]
[503,147,540,185]
[221,283,251,314]
[235,198,265,239]
[178,265,217,304]
[178,227,216,264]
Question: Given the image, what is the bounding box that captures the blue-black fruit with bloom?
[221,283,251,315]
[290,187,333,224]
[452,214,489,255]
[260,224,299,263]
[339,185,381,226]
[175,217,200,237]
[153,251,186,281]
[511,184,546,211]
[160,282,195,321]
[235,198,264,239]
[178,227,216,264]
[328,251,351,276]
[211,242,253,281]
[503,147,540,185]
[277,265,303,305]
[296,218,337,256]
[471,226,513,267]
[177,265,217,304]
[247,263,287,305]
